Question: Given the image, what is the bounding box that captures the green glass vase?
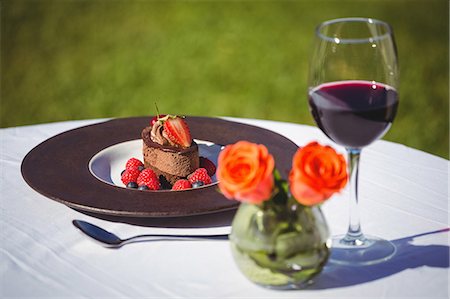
[229,196,330,289]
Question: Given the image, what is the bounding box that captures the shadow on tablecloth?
[309,228,450,289]
[72,207,236,228]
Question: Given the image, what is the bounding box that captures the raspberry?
[121,168,140,186]
[143,177,160,190]
[188,168,212,185]
[172,179,192,190]
[137,169,160,190]
[137,168,157,182]
[199,157,216,176]
[126,158,144,171]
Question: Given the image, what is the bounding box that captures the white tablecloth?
[1,117,448,298]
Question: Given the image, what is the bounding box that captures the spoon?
[72,219,229,248]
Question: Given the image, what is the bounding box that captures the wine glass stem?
[342,148,366,246]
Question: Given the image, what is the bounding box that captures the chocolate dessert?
[141,115,199,187]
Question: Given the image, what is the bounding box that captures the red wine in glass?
[308,18,400,265]
[309,80,399,149]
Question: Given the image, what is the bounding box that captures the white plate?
[89,139,222,188]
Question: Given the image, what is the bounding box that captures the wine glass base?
[329,234,396,266]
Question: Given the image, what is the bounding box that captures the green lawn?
[2,0,448,159]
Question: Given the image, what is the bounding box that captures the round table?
[1,117,448,298]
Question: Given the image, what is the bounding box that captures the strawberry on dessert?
[163,116,192,148]
[149,115,192,148]
[141,114,199,187]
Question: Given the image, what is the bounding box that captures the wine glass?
[308,17,399,265]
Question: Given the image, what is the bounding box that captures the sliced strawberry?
[163,116,192,148]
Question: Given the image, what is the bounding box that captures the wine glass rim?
[316,17,393,44]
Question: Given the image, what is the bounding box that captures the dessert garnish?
[121,168,140,189]
[172,179,192,190]
[150,114,192,148]
[121,158,161,190]
[187,168,212,185]
[121,156,215,191]
[125,158,144,172]
[137,168,161,190]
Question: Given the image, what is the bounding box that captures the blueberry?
[138,165,145,172]
[121,169,126,176]
[138,185,149,191]
[192,181,204,188]
[126,182,138,189]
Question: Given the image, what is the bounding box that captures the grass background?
[2,0,449,159]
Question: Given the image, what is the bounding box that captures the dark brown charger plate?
[21,116,298,218]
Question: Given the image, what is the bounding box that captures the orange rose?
[289,142,347,206]
[217,141,275,204]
